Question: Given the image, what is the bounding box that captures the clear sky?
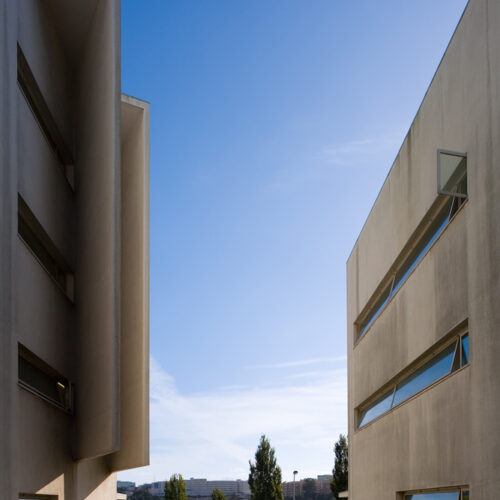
[120,0,468,485]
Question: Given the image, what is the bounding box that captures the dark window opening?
[18,344,73,413]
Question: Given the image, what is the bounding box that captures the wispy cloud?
[264,133,401,193]
[318,134,401,166]
[121,358,347,485]
[245,356,346,370]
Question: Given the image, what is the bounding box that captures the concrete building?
[148,479,251,499]
[1,1,150,499]
[347,0,499,499]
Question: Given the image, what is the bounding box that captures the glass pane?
[439,152,467,195]
[461,490,469,500]
[406,493,459,500]
[461,334,469,366]
[392,201,451,296]
[392,342,456,407]
[359,390,394,428]
[358,285,391,340]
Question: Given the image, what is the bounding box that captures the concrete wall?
[74,0,121,461]
[108,95,150,472]
[0,0,19,499]
[1,0,149,498]
[347,0,500,498]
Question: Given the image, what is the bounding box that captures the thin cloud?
[245,356,346,370]
[121,357,347,485]
[318,134,401,166]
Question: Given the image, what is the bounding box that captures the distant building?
[118,481,137,496]
[148,478,251,499]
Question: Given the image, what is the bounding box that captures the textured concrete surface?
[347,0,500,498]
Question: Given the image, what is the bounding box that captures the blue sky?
[121,0,468,484]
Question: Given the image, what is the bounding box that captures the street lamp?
[293,471,298,500]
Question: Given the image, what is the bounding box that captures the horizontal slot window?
[358,332,469,429]
[18,195,74,299]
[357,151,467,342]
[405,489,468,500]
[18,345,73,413]
[17,44,74,188]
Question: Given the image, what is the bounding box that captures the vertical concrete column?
[74,0,122,460]
[0,0,18,497]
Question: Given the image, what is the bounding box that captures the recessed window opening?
[18,344,73,413]
[358,198,457,340]
[17,44,74,189]
[357,151,467,342]
[358,331,469,429]
[403,488,469,500]
[18,195,74,300]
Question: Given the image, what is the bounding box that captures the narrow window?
[18,344,73,413]
[358,197,455,341]
[404,489,468,500]
[17,44,74,188]
[356,151,468,343]
[358,389,394,428]
[18,195,74,300]
[358,332,469,428]
[392,342,455,407]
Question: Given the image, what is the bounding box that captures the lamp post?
[293,470,298,500]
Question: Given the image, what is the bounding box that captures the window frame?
[357,328,469,430]
[18,344,74,414]
[18,194,74,301]
[437,149,467,198]
[401,486,469,500]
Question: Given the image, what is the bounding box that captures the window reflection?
[358,390,394,428]
[358,333,469,429]
[392,343,456,407]
[405,492,460,500]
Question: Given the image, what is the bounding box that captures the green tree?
[165,474,187,500]
[211,488,227,500]
[302,478,316,500]
[248,434,284,500]
[330,434,348,500]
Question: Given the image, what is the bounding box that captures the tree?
[211,488,227,500]
[248,434,284,500]
[330,434,348,500]
[302,478,316,500]
[165,474,187,500]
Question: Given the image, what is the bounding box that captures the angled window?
[438,150,467,197]
[18,195,74,299]
[358,331,469,428]
[358,390,394,428]
[18,344,73,413]
[17,44,74,188]
[357,151,468,342]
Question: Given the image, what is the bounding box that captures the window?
[358,331,469,428]
[18,344,73,413]
[438,150,467,197]
[18,195,74,300]
[356,150,468,342]
[404,488,469,500]
[17,43,74,188]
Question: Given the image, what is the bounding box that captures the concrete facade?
[346,0,500,499]
[1,1,149,499]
